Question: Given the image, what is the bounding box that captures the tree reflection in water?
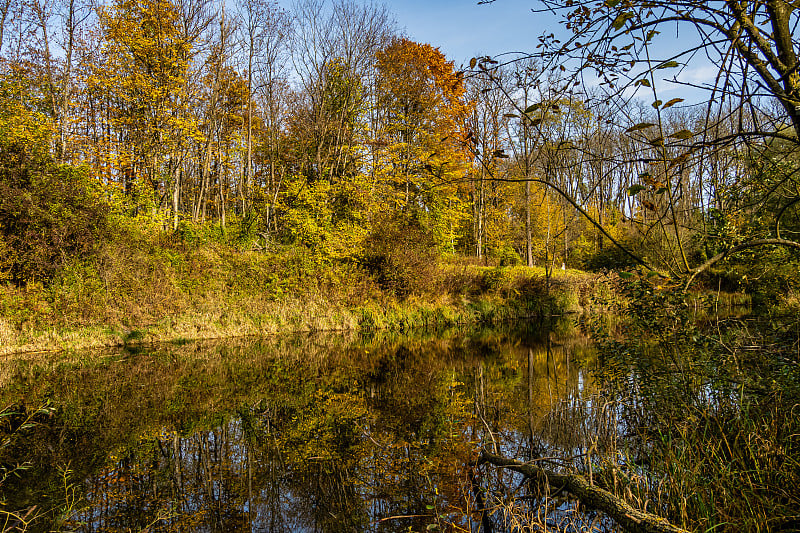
[0,319,598,532]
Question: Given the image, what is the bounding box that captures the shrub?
[580,238,641,272]
[0,157,109,285]
[489,243,522,267]
[0,93,108,285]
[358,214,441,298]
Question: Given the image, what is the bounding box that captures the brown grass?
[0,231,605,356]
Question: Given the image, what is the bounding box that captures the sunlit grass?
[0,237,606,355]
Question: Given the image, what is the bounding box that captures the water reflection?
[0,320,597,532]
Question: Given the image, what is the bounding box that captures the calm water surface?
[1,320,601,532]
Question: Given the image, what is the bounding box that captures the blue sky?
[387,0,551,66]
[387,1,705,101]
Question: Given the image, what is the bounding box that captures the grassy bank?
[0,225,601,356]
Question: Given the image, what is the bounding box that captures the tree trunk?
[525,179,533,266]
[244,45,254,215]
[58,0,77,162]
[172,164,181,230]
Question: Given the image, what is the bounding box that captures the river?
[1,318,608,532]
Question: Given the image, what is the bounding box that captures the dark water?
[0,320,599,532]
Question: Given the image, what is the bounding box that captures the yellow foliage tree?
[92,0,198,218]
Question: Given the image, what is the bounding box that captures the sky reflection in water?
[1,320,599,532]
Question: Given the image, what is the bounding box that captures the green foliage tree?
[278,59,373,259]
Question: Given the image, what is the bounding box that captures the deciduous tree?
[375,38,471,251]
[499,0,800,281]
[94,0,198,222]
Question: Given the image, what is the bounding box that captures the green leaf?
[628,184,646,196]
[426,505,435,510]
[655,187,668,195]
[634,78,651,88]
[523,103,542,114]
[626,122,656,133]
[605,0,621,7]
[619,271,634,279]
[611,12,634,30]
[656,60,680,69]
[652,99,663,109]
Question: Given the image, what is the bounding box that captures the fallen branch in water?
[476,450,689,533]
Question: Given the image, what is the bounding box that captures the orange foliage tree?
[374,38,472,252]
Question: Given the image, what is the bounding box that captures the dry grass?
[0,229,606,356]
[0,316,17,348]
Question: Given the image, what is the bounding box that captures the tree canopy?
[0,0,797,291]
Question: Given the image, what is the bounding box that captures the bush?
[0,155,109,285]
[358,214,441,298]
[0,92,108,285]
[489,244,522,267]
[581,239,641,271]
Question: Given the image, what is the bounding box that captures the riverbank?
[0,233,604,356]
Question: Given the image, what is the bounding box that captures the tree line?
[1,0,798,288]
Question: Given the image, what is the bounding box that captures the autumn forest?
[1,0,800,530]
[1,0,799,290]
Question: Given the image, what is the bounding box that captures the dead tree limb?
[477,450,690,533]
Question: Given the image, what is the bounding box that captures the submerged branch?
[476,450,689,533]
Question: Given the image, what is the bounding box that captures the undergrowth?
[0,221,596,355]
[585,274,800,532]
